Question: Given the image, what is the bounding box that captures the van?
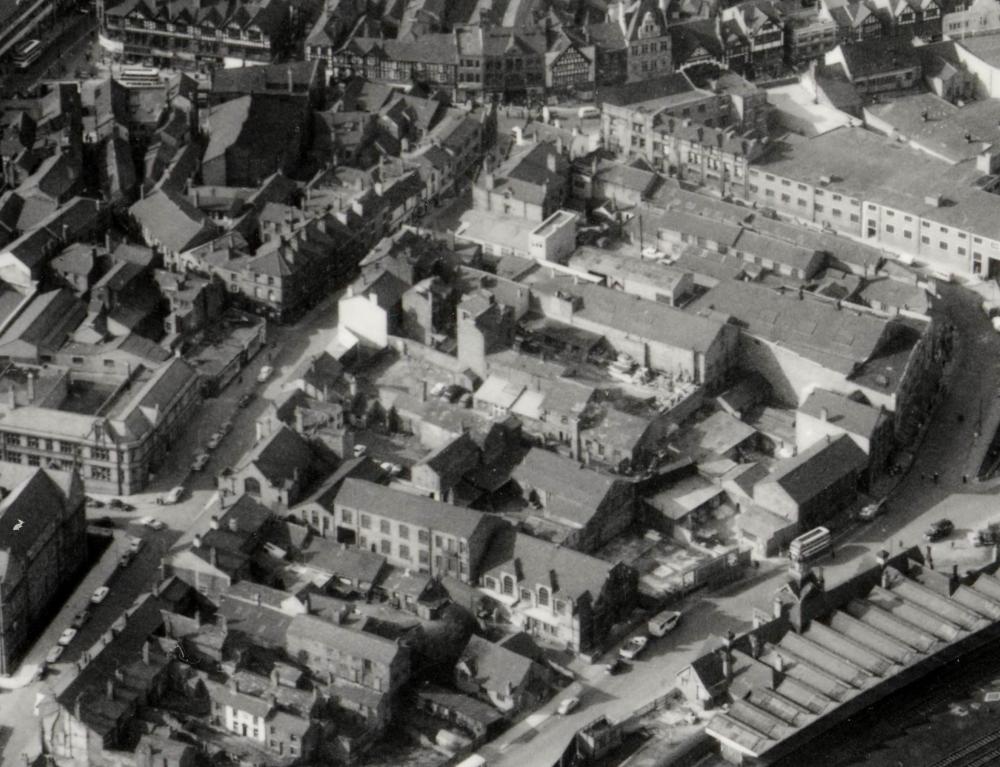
[578,106,599,120]
[648,610,682,637]
[456,756,487,767]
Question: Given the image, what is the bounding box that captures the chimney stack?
[819,407,828,422]
[106,679,114,701]
[229,517,238,533]
[287,67,294,94]
[210,515,220,530]
[142,640,150,666]
[209,546,218,568]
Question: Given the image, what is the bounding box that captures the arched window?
[537,586,549,606]
[502,575,514,595]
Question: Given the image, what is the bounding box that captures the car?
[380,461,402,476]
[85,495,105,508]
[257,365,274,383]
[91,586,110,604]
[557,696,580,716]
[353,444,368,457]
[619,635,649,660]
[140,515,166,529]
[57,628,77,647]
[206,432,223,450]
[46,646,64,664]
[118,550,133,568]
[858,500,887,522]
[219,419,233,435]
[604,657,626,675]
[108,498,135,512]
[191,453,210,472]
[92,516,115,528]
[158,486,183,506]
[237,392,254,409]
[648,610,682,638]
[925,519,955,542]
[128,535,143,553]
[70,610,90,630]
[441,384,465,402]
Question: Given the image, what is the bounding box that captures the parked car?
[85,495,104,508]
[858,500,887,522]
[257,365,274,383]
[206,432,223,450]
[92,516,115,528]
[118,551,133,568]
[58,628,77,647]
[648,610,682,638]
[924,519,955,542]
[128,535,143,553]
[353,444,368,457]
[46,646,64,664]
[70,610,90,629]
[158,487,183,506]
[604,657,626,675]
[108,498,134,512]
[380,461,402,477]
[557,696,580,716]
[237,392,254,408]
[140,515,166,529]
[191,453,210,472]
[91,586,110,604]
[619,635,649,660]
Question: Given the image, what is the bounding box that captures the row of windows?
[484,575,570,614]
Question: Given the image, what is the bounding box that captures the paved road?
[1,14,95,97]
[0,290,342,764]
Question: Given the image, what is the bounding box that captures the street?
[0,290,342,765]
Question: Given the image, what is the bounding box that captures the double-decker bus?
[789,526,832,562]
[11,38,42,70]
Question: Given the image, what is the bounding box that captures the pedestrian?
[933,472,940,485]
[963,474,969,484]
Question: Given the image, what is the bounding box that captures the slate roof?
[460,634,538,695]
[798,389,882,440]
[285,613,402,664]
[336,479,493,540]
[759,434,868,506]
[511,448,618,528]
[130,188,217,254]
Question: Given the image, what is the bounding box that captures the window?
[380,539,391,554]
[904,231,912,239]
[380,520,390,534]
[815,204,824,213]
[25,436,38,449]
[958,247,967,255]
[418,530,429,544]
[399,544,410,559]
[832,208,842,217]
[538,586,549,606]
[398,523,409,539]
[520,587,531,601]
[502,575,514,595]
[360,514,371,529]
[886,225,894,233]
[3,433,18,445]
[92,466,111,481]
[92,447,110,461]
[5,451,21,463]
[60,441,74,454]
[27,455,39,466]
[484,576,497,591]
[341,509,352,524]
[419,550,429,564]
[435,535,443,548]
[850,214,859,223]
[921,235,930,244]
[940,241,948,249]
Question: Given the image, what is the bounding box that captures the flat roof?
[753,126,1000,242]
[958,33,1000,67]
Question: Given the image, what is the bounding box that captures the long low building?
[678,550,1000,765]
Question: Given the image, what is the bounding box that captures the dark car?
[604,657,626,675]
[109,498,135,512]
[92,516,115,528]
[924,519,955,542]
[85,495,104,508]
[237,392,254,409]
[70,610,90,630]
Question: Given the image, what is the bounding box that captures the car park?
[925,519,955,542]
[46,646,64,664]
[91,586,110,604]
[557,696,580,715]
[58,628,77,646]
[191,453,210,471]
[619,635,649,660]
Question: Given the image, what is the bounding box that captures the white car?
[557,696,580,716]
[353,444,368,457]
[619,635,649,660]
[257,365,274,383]
[206,432,223,450]
[128,535,143,553]
[160,486,184,506]
[141,515,167,529]
[380,461,402,476]
[91,586,110,604]
[191,453,210,472]
[57,628,77,647]
[46,645,64,664]
[648,610,682,638]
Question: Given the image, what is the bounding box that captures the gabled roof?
[285,613,403,665]
[758,434,868,507]
[233,425,317,488]
[511,448,620,528]
[459,634,539,695]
